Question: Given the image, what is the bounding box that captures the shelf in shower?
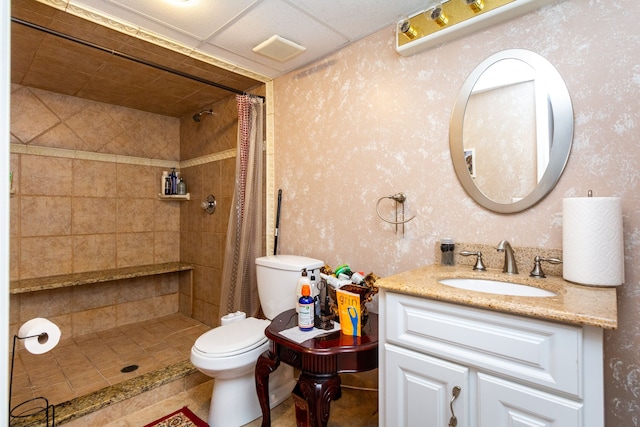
[157,193,190,201]
[10,262,194,295]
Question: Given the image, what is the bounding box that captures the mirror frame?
[450,49,573,213]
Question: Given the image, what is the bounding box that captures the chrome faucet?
[497,240,518,274]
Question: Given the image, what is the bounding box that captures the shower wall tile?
[155,274,179,296]
[73,235,117,272]
[72,197,117,234]
[117,299,155,325]
[219,157,235,198]
[31,122,86,150]
[181,230,203,267]
[72,306,117,336]
[116,232,155,268]
[20,196,72,237]
[66,103,129,153]
[117,198,154,232]
[21,155,73,196]
[154,200,181,232]
[73,159,116,198]
[200,231,222,270]
[154,294,179,317]
[20,236,73,278]
[193,265,215,305]
[182,193,203,233]
[116,277,155,304]
[9,295,19,325]
[116,163,156,198]
[71,282,117,311]
[18,287,71,320]
[154,231,181,263]
[9,236,19,281]
[10,86,61,142]
[30,87,90,122]
[191,298,215,328]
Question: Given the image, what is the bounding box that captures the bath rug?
[143,406,208,427]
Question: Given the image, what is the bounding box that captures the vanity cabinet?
[379,290,604,427]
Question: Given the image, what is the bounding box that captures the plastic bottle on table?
[296,269,311,312]
[298,285,314,331]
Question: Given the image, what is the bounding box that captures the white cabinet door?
[385,344,469,427]
[477,373,582,427]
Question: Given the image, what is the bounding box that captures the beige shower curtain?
[219,94,264,317]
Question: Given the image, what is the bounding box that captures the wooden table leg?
[297,373,342,427]
[255,350,280,427]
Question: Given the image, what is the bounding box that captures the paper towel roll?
[563,197,624,286]
[18,318,61,354]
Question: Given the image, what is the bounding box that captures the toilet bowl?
[190,255,324,427]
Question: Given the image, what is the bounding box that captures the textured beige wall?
[272,1,640,425]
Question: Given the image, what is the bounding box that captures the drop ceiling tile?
[290,0,426,39]
[71,0,257,45]
[204,0,348,74]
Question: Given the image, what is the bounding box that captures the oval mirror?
[450,49,573,213]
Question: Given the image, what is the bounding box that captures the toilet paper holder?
[9,333,55,426]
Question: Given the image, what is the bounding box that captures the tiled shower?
[8,82,261,420]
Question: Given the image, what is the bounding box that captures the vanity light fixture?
[396,0,558,57]
[427,4,449,27]
[398,17,419,40]
[466,0,485,12]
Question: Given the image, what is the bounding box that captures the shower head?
[192,109,214,122]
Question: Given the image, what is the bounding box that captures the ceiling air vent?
[253,35,306,62]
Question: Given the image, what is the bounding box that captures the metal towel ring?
[376,192,416,235]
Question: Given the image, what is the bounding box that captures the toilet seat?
[194,317,270,357]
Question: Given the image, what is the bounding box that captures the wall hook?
[376,192,416,235]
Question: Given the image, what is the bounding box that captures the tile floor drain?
[121,364,139,373]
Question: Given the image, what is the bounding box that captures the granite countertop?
[10,262,194,294]
[376,264,618,329]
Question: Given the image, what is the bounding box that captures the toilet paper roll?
[563,197,624,286]
[18,318,61,354]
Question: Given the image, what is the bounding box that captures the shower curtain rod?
[11,17,265,101]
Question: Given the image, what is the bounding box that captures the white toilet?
[190,254,324,427]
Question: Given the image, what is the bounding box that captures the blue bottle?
[298,285,314,331]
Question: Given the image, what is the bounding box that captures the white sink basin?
[439,278,556,297]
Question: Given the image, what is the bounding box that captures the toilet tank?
[255,255,324,320]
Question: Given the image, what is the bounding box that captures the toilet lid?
[194,317,270,356]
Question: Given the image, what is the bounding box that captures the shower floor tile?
[9,313,210,411]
